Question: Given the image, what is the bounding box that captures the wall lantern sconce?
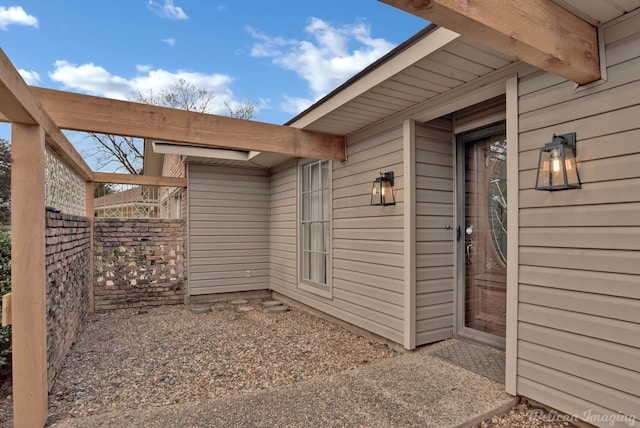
[371,172,395,206]
[534,132,581,191]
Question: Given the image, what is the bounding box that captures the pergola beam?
[379,0,601,85]
[30,87,347,161]
[93,172,187,187]
[0,49,93,180]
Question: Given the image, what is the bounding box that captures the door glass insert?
[464,134,507,338]
[487,140,507,266]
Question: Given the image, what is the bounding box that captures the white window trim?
[297,159,333,299]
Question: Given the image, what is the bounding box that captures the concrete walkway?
[50,340,517,428]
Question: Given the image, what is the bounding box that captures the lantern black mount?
[534,132,581,191]
[371,171,395,206]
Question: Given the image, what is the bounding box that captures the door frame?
[454,122,507,350]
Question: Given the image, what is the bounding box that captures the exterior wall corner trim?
[505,74,520,396]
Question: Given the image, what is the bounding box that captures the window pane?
[311,190,321,220]
[309,252,318,283]
[311,162,320,190]
[318,253,327,284]
[321,161,329,189]
[322,254,328,284]
[302,164,309,192]
[322,189,329,220]
[323,222,330,253]
[311,252,326,284]
[311,222,323,251]
[302,223,311,251]
[302,193,310,221]
[303,251,311,280]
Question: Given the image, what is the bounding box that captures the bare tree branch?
[223,99,256,120]
[82,78,257,173]
[130,79,217,114]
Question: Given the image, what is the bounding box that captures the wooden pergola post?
[11,123,48,427]
[86,181,95,313]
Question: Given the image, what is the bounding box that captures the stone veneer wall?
[46,211,91,389]
[94,218,185,311]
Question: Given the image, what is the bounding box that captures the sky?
[0,1,428,162]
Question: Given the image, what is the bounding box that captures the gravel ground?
[0,298,580,427]
[46,299,397,423]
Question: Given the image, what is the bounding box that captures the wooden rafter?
[379,0,601,85]
[0,49,93,180]
[30,87,347,161]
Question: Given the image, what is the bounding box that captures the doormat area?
[432,340,505,384]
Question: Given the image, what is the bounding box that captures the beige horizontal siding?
[520,202,640,228]
[268,160,297,298]
[414,119,455,346]
[515,12,640,426]
[188,164,269,295]
[519,303,640,348]
[521,224,640,248]
[269,126,405,344]
[331,126,405,343]
[520,247,640,275]
[518,359,639,418]
[519,266,640,299]
[518,322,640,375]
[520,284,640,327]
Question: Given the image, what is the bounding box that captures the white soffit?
[552,0,640,25]
[286,25,520,136]
[142,139,163,176]
[152,141,261,161]
[293,34,515,136]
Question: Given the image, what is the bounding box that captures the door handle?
[466,240,474,265]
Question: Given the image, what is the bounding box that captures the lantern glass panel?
[564,146,580,187]
[371,179,382,205]
[382,181,394,205]
[536,150,552,188]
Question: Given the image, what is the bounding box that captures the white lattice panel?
[45,147,86,216]
[94,184,164,218]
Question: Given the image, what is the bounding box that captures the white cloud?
[49,61,132,100]
[280,96,314,115]
[247,27,290,57]
[48,60,243,115]
[134,69,234,101]
[18,69,40,85]
[162,38,176,46]
[249,17,395,112]
[148,0,187,20]
[0,6,38,30]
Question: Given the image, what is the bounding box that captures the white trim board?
[505,75,519,396]
[403,119,417,350]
